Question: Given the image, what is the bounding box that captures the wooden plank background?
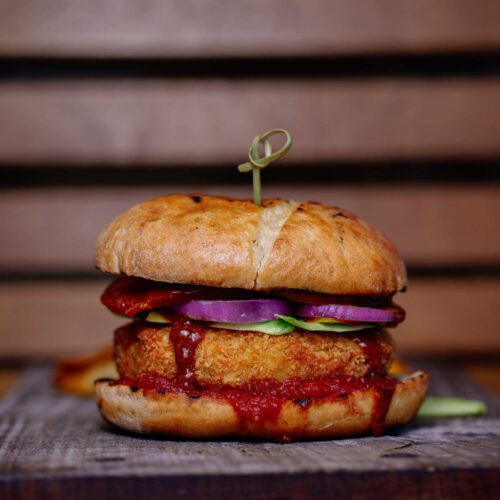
[0,1,499,357]
[1,0,500,57]
[1,80,500,164]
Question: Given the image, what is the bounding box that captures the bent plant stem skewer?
[238,129,293,205]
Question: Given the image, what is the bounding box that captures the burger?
[94,193,428,442]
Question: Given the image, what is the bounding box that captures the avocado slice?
[210,319,295,335]
[276,315,370,332]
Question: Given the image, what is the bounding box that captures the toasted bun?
[95,371,427,440]
[95,194,406,295]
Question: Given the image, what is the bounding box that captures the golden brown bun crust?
[95,372,428,440]
[95,194,406,295]
[257,201,406,295]
[115,322,394,385]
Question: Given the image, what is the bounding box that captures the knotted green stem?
[238,129,292,205]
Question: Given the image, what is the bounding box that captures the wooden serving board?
[0,362,499,499]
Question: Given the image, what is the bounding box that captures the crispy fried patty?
[114,321,394,386]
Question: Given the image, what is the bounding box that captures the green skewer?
[238,129,293,205]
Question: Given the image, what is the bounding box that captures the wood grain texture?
[1,186,499,271]
[1,80,500,165]
[0,278,498,357]
[0,364,498,499]
[2,471,500,500]
[0,0,499,57]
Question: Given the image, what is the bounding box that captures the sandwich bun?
[95,194,406,296]
[96,371,428,440]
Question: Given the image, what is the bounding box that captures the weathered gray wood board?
[0,363,499,498]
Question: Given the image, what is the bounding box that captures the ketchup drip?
[221,390,282,425]
[352,332,397,434]
[168,317,205,390]
[370,378,397,436]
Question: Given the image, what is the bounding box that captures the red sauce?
[351,332,387,375]
[168,317,205,390]
[350,332,397,434]
[119,371,398,439]
[370,378,398,436]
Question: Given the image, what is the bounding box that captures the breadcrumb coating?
[114,321,393,386]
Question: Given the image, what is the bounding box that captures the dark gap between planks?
[2,161,500,187]
[0,53,500,81]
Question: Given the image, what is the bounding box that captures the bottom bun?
[95,372,428,441]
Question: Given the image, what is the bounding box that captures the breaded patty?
[115,321,394,386]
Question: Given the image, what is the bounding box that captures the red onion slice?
[101,276,261,317]
[171,299,291,323]
[297,303,398,323]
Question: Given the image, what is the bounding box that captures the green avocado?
[144,311,370,335]
[276,315,370,332]
[210,319,295,335]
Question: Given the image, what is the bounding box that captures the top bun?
[95,194,406,295]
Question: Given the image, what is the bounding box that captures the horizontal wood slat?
[0,1,500,57]
[1,186,499,270]
[0,278,498,356]
[1,80,500,165]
